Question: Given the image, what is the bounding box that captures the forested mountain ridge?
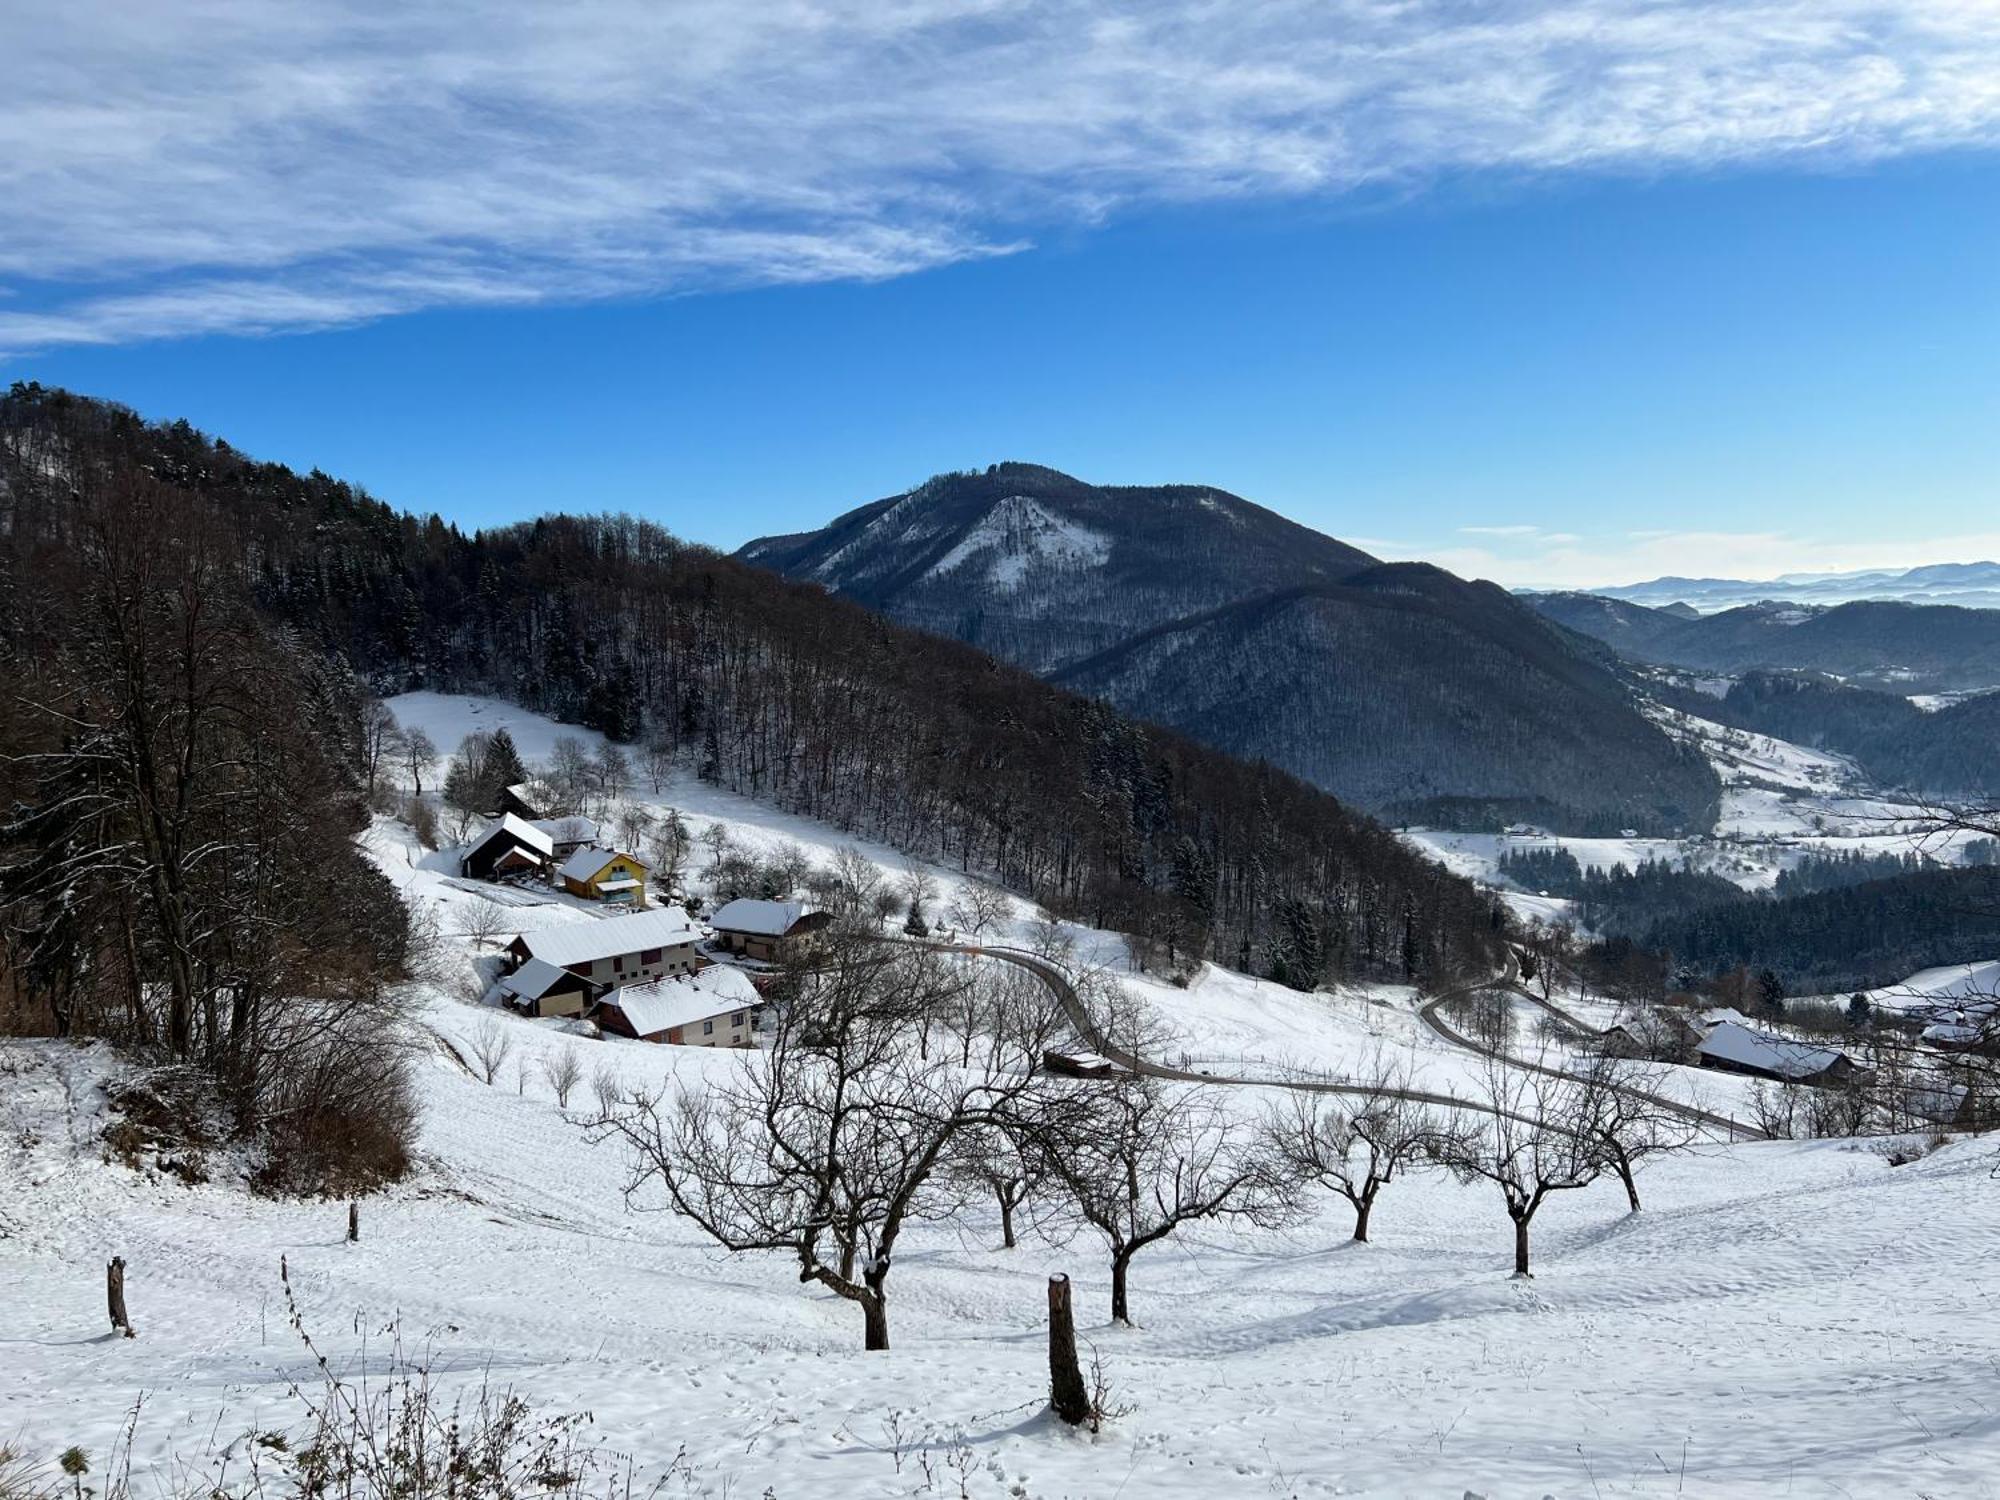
[743,467,1718,836]
[0,385,1505,991]
[1529,591,2000,692]
[740,462,1378,674]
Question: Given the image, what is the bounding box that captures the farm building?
[709,898,832,962]
[504,906,703,991]
[461,814,555,881]
[495,957,594,1020]
[558,847,649,905]
[499,779,561,820]
[594,965,763,1047]
[528,815,600,858]
[1695,1021,1859,1086]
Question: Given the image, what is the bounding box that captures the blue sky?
[6,2,1998,587]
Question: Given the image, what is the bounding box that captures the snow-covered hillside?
[6,695,2000,1498]
[1406,699,1994,914]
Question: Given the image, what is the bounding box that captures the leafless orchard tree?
[1434,1054,1601,1278]
[1264,1061,1458,1243]
[948,1123,1042,1250]
[460,898,508,951]
[541,1045,585,1109]
[1030,1075,1294,1325]
[1570,1054,1700,1212]
[588,936,1063,1350]
[946,882,1012,943]
[469,1018,515,1087]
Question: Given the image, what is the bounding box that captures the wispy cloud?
[4,1,1999,350]
[1460,524,1544,537]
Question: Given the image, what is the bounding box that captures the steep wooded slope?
[0,385,1502,989]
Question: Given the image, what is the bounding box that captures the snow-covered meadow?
[5,694,1999,1498]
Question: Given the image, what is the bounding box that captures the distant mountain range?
[1571,561,2000,614]
[1529,593,2000,693]
[741,465,1718,835]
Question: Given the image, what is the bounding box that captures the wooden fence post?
[348,1202,359,1243]
[1047,1274,1090,1425]
[107,1256,132,1338]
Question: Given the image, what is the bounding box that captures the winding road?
[951,943,1765,1142]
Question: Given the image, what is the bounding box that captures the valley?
[5,693,1998,1498]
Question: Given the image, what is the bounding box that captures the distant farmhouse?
[461,814,554,881]
[558,847,650,906]
[594,965,763,1046]
[1695,1021,1859,1087]
[504,906,703,995]
[709,898,832,963]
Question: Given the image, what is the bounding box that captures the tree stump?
[1047,1274,1090,1425]
[106,1256,132,1338]
[347,1202,359,1243]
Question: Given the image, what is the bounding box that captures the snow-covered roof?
[514,906,700,967]
[465,813,554,862]
[558,846,646,883]
[497,957,582,1002]
[710,898,811,936]
[600,966,761,1037]
[1695,1007,1756,1033]
[1696,1022,1850,1081]
[528,815,600,844]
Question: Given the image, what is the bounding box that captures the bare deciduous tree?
[1571,1054,1700,1212]
[948,1123,1041,1250]
[946,883,1011,943]
[641,734,675,794]
[541,1045,584,1109]
[1264,1062,1457,1243]
[359,700,404,801]
[1434,1055,1601,1278]
[470,1018,515,1087]
[461,898,508,951]
[401,728,438,798]
[589,937,1061,1350]
[1031,1076,1293,1325]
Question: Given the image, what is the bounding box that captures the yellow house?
[557,846,650,906]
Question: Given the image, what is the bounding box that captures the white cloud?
[3,0,1999,350]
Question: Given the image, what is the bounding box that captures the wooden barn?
[460,814,555,881]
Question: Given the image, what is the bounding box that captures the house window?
[703,1019,714,1035]
[640,948,661,964]
[731,1012,743,1027]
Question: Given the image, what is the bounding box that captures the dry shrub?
[253,1007,419,1197]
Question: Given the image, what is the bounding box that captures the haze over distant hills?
[1529,592,2000,695]
[742,464,1718,835]
[1573,561,2000,614]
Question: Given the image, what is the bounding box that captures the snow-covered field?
[7,694,2000,1497]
